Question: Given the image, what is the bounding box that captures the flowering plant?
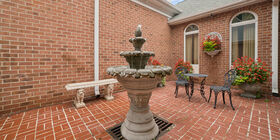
[148,57,166,87]
[148,57,161,66]
[174,59,193,72]
[174,59,193,81]
[232,57,271,85]
[201,36,221,52]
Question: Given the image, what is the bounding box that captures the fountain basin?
[120,51,154,69]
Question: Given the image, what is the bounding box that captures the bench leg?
[105,84,114,101]
[74,89,86,108]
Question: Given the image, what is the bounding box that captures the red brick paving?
[0,81,279,140]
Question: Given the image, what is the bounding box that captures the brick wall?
[170,1,273,91]
[0,0,95,116]
[0,0,172,117]
[99,0,173,80]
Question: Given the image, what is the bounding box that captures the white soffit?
[130,0,181,18]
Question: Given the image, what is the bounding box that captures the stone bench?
[65,79,118,108]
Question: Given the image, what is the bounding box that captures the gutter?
[94,0,100,95]
[168,0,268,25]
[272,0,279,94]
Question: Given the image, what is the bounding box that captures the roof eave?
[168,0,268,25]
[130,0,181,18]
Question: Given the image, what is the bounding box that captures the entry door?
[185,34,199,73]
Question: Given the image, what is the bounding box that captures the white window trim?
[184,24,199,73]
[229,11,258,67]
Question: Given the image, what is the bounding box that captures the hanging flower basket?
[204,49,221,57]
[202,32,222,57]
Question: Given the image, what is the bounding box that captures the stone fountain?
[107,25,172,140]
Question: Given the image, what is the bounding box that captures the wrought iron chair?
[174,66,189,98]
[208,69,236,110]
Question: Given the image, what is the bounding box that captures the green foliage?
[161,76,166,86]
[232,75,248,85]
[202,36,221,52]
[203,41,217,52]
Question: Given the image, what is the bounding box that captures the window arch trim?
[229,11,258,67]
[230,11,258,27]
[184,24,199,35]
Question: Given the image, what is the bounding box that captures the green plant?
[161,76,166,86]
[232,56,271,85]
[201,36,221,52]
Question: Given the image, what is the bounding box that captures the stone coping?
[107,65,172,78]
[120,51,155,56]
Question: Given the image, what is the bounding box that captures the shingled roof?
[168,0,266,25]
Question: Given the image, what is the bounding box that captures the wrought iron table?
[184,73,208,101]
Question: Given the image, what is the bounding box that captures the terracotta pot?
[204,50,221,57]
[239,83,262,98]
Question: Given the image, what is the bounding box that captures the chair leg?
[214,91,218,109]
[208,88,212,103]
[228,90,235,110]
[185,84,190,98]
[175,85,179,98]
[222,91,225,104]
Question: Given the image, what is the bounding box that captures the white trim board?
[94,0,100,95]
[272,0,279,94]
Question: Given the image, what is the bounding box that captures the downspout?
[94,0,100,95]
[272,0,279,94]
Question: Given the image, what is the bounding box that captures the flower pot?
[239,83,262,98]
[204,50,221,57]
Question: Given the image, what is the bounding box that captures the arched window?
[230,12,258,64]
[184,24,199,73]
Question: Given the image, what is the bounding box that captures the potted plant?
[232,56,272,98]
[202,33,222,57]
[148,57,166,87]
[174,59,193,80]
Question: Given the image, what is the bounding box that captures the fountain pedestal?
[107,25,172,140]
[117,76,160,140]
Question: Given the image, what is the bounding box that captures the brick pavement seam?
[266,99,272,140]
[14,112,25,140]
[0,117,9,130]
[246,100,255,137]
[74,108,96,140]
[226,101,243,134]
[62,107,75,139]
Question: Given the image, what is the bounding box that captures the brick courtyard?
[0,81,279,140]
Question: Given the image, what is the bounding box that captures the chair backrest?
[223,69,236,88]
[175,66,189,81]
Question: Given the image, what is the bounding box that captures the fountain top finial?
[135,25,142,37]
[129,25,146,51]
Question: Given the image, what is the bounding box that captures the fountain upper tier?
[107,25,172,78]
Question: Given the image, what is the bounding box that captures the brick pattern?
[0,0,173,117]
[170,1,273,91]
[0,0,95,116]
[98,0,173,80]
[0,82,279,139]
